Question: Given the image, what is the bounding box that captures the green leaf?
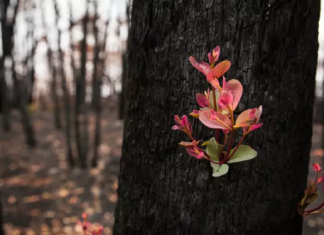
[201,140,209,147]
[227,145,258,164]
[210,163,229,177]
[209,90,220,109]
[206,137,223,162]
[306,193,318,204]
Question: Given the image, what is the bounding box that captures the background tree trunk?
[91,1,102,167]
[54,0,75,167]
[41,0,62,129]
[114,1,320,235]
[48,50,61,129]
[75,0,89,168]
[12,59,37,147]
[0,0,13,132]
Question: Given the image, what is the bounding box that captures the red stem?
[215,130,220,143]
[224,130,235,162]
[220,133,228,162]
[211,87,220,142]
[228,134,246,160]
[303,200,324,215]
[202,155,220,165]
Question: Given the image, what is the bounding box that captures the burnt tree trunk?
[0,0,13,132]
[26,4,36,106]
[114,1,320,235]
[118,1,130,120]
[41,1,62,129]
[91,2,99,110]
[10,0,36,147]
[49,51,61,129]
[12,59,37,147]
[54,0,75,167]
[75,0,89,168]
[91,1,102,167]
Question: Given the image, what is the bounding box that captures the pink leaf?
[196,93,210,107]
[186,146,204,159]
[250,123,263,131]
[189,56,211,76]
[314,163,322,172]
[255,105,262,120]
[208,46,220,64]
[236,109,254,126]
[180,115,188,127]
[199,109,232,130]
[172,125,181,130]
[218,90,234,110]
[179,141,194,147]
[174,115,181,124]
[225,79,243,110]
[208,77,221,90]
[208,53,213,64]
[207,60,231,81]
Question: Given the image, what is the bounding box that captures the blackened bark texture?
[114,1,320,235]
[91,1,102,167]
[75,1,89,168]
[54,0,75,167]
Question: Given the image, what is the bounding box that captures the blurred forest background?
[0,0,323,234]
[0,0,128,234]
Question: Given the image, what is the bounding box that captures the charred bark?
[114,1,320,235]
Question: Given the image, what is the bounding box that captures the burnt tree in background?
[54,0,75,167]
[75,0,90,168]
[91,0,102,167]
[41,1,62,129]
[25,2,37,106]
[0,0,13,131]
[114,1,320,235]
[10,0,36,147]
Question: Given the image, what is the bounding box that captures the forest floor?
[0,105,123,235]
[0,106,323,235]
